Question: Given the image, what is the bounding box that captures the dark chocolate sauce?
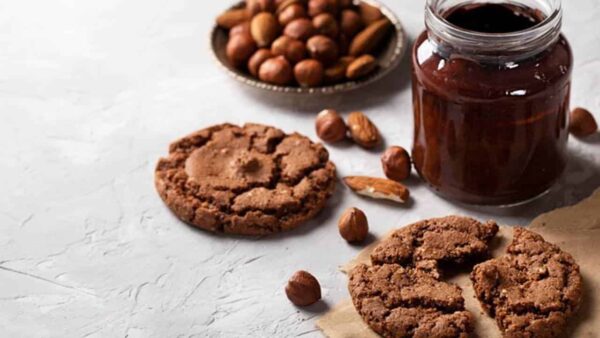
[444,4,543,33]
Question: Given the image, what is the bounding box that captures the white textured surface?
[1,1,599,337]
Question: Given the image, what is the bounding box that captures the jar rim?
[425,0,563,60]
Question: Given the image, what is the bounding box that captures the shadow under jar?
[412,0,572,205]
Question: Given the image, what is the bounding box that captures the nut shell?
[258,56,293,85]
[294,59,324,87]
[315,109,347,142]
[338,207,369,243]
[313,13,339,38]
[381,146,411,181]
[307,35,339,65]
[284,18,316,41]
[226,34,258,67]
[278,3,307,26]
[347,111,380,148]
[569,107,598,138]
[308,0,337,17]
[229,22,251,38]
[271,36,306,64]
[248,48,274,76]
[247,0,276,15]
[359,2,383,25]
[251,12,280,47]
[285,270,322,306]
[340,9,363,37]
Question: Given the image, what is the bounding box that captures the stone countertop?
[0,0,599,337]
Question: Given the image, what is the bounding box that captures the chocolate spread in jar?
[412,3,572,205]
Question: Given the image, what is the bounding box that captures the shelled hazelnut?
[381,146,411,181]
[338,207,369,243]
[315,109,347,142]
[285,270,322,306]
[569,107,598,138]
[216,0,391,87]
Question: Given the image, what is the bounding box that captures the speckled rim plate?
[210,0,407,95]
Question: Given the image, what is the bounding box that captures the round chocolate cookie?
[155,123,336,235]
[349,216,499,338]
[471,228,583,338]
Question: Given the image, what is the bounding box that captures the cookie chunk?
[349,263,473,338]
[155,123,336,235]
[371,216,499,265]
[471,228,583,338]
[349,216,498,338]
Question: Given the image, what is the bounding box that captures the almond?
[217,8,251,29]
[346,54,376,79]
[343,176,409,203]
[251,12,280,47]
[349,18,391,56]
[358,2,383,25]
[346,111,380,148]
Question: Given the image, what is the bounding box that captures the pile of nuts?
[216,0,392,87]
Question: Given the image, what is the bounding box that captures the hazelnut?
[278,3,307,26]
[381,146,412,181]
[251,12,280,47]
[340,9,363,37]
[294,59,324,87]
[284,18,316,41]
[308,0,337,17]
[229,22,251,38]
[248,48,274,77]
[312,13,339,38]
[569,107,598,138]
[306,35,339,65]
[315,109,347,142]
[258,56,293,85]
[246,0,276,15]
[338,207,369,243]
[226,34,257,67]
[346,54,377,80]
[339,0,353,8]
[272,36,306,64]
[285,270,322,307]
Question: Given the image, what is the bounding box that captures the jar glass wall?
[411,0,572,205]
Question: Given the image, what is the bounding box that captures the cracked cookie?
[155,123,336,235]
[349,216,499,338]
[471,228,583,338]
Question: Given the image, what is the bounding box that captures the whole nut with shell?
[338,207,369,243]
[226,34,257,67]
[229,22,251,38]
[308,0,337,17]
[340,9,363,37]
[217,8,251,29]
[347,111,380,148]
[307,35,339,65]
[294,59,324,87]
[248,48,274,76]
[272,36,306,63]
[381,146,411,181]
[569,107,598,138]
[284,18,315,41]
[247,0,276,15]
[251,12,280,47]
[259,56,293,85]
[315,109,347,142]
[313,13,339,38]
[285,270,322,306]
[359,2,383,24]
[346,54,377,79]
[277,3,307,26]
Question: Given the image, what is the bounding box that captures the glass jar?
[412,0,572,205]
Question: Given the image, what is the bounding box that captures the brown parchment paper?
[317,189,600,338]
